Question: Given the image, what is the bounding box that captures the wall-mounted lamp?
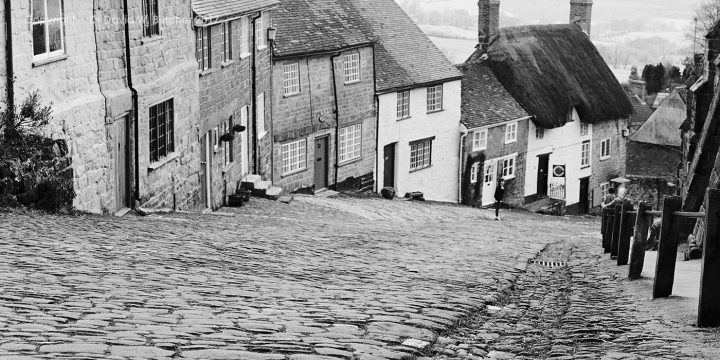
[267,27,277,45]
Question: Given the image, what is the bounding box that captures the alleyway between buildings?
[0,196,718,359]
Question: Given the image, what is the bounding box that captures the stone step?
[251,180,271,197]
[241,174,263,191]
[265,187,283,201]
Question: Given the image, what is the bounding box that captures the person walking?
[601,187,616,209]
[494,178,505,220]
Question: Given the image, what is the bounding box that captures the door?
[200,132,211,208]
[383,143,396,188]
[579,177,590,214]
[537,154,549,197]
[482,161,497,206]
[114,116,129,212]
[314,137,329,190]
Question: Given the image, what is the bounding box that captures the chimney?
[478,0,500,50]
[570,0,593,36]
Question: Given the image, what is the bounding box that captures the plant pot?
[220,133,234,142]
[241,189,252,202]
[233,124,247,133]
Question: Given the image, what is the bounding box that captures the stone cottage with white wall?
[351,0,463,202]
[270,0,376,193]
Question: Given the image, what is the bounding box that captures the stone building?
[192,0,277,209]
[270,0,376,193]
[466,0,633,214]
[353,0,463,203]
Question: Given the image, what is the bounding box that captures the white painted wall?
[375,80,462,202]
[525,108,592,206]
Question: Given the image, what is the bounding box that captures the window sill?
[221,60,237,68]
[600,156,611,161]
[222,162,235,174]
[502,175,516,180]
[257,45,268,51]
[339,156,363,167]
[581,165,590,169]
[148,152,179,171]
[33,54,68,68]
[281,167,307,178]
[410,165,432,173]
[396,116,412,121]
[344,80,361,86]
[504,139,517,145]
[283,91,301,98]
[240,52,252,59]
[472,147,487,152]
[141,35,164,45]
[427,108,444,114]
[258,131,268,140]
[199,68,219,77]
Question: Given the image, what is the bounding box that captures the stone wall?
[271,47,376,193]
[590,118,628,202]
[625,175,676,211]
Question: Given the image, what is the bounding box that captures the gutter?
[273,43,375,62]
[372,45,379,193]
[122,0,140,207]
[330,52,342,189]
[458,124,468,204]
[465,115,533,132]
[251,12,261,174]
[4,0,13,110]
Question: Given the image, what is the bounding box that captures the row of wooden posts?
[600,189,720,327]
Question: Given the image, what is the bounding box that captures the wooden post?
[629,202,652,279]
[602,208,612,253]
[617,200,633,266]
[698,189,720,327]
[653,196,683,298]
[611,203,622,259]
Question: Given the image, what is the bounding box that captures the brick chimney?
[478,0,500,50]
[570,0,593,36]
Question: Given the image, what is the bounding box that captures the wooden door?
[314,137,328,190]
[537,154,549,197]
[579,177,590,214]
[383,143,395,188]
[114,116,129,212]
[482,161,497,206]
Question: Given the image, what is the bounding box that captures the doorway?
[482,160,497,206]
[314,136,329,190]
[114,116,129,213]
[383,143,396,188]
[579,177,590,214]
[537,154,550,197]
[200,132,212,208]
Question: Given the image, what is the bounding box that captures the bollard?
[698,189,720,327]
[611,203,622,259]
[653,196,683,298]
[629,202,653,280]
[617,200,633,266]
[602,208,612,253]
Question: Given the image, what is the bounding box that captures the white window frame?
[580,122,589,136]
[410,138,433,171]
[255,12,267,50]
[504,122,518,144]
[222,22,233,63]
[339,124,362,163]
[239,17,251,58]
[196,26,211,71]
[472,129,487,151]
[470,163,479,184]
[426,85,443,112]
[601,138,611,159]
[600,182,610,198]
[484,162,495,184]
[281,139,307,175]
[256,92,266,139]
[31,0,65,62]
[501,154,517,180]
[213,125,220,152]
[397,91,410,120]
[283,63,301,96]
[343,52,361,84]
[581,140,591,168]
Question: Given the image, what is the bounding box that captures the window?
[505,122,518,144]
[601,138,611,159]
[580,123,589,136]
[196,27,211,71]
[339,124,362,163]
[31,0,65,61]
[410,138,433,171]
[149,99,175,163]
[600,182,610,198]
[502,154,517,179]
[536,127,544,139]
[223,118,233,167]
[473,130,487,151]
[283,63,300,95]
[343,53,361,83]
[397,91,410,119]
[239,17,251,57]
[470,163,479,184]
[142,0,159,37]
[256,92,266,138]
[222,22,233,62]
[281,139,307,175]
[427,85,443,112]
[484,163,495,183]
[255,12,267,50]
[213,126,219,152]
[581,140,590,168]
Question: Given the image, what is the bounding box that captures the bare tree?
[688,0,720,52]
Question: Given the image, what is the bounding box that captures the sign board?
[552,165,566,178]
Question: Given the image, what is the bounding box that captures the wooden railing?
[600,189,720,327]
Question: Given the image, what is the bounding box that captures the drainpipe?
[4,0,13,111]
[458,124,468,204]
[122,0,140,207]
[372,46,379,193]
[250,13,261,175]
[330,53,341,188]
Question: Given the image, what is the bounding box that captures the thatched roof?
[486,24,633,129]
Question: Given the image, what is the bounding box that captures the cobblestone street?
[0,196,717,359]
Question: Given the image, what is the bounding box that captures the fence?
[600,189,720,327]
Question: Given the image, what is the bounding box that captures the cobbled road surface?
[0,195,698,360]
